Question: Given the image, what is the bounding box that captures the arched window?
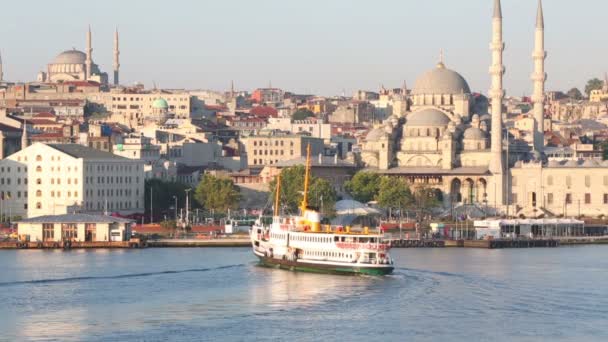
[36,190,42,197]
[36,178,42,185]
[36,166,42,172]
[36,155,42,161]
[36,202,42,209]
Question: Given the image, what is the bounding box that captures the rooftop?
[18,213,133,224]
[47,143,130,160]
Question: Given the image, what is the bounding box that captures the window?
[547,193,553,205]
[585,193,591,204]
[36,178,42,185]
[585,175,591,188]
[547,175,553,186]
[36,155,42,161]
[565,193,572,204]
[61,223,77,240]
[511,176,517,187]
[36,190,42,197]
[36,166,42,172]
[604,194,608,204]
[566,176,572,187]
[36,202,42,209]
[43,224,54,241]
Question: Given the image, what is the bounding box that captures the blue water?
[0,246,607,341]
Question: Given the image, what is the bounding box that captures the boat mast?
[300,143,312,214]
[274,173,281,217]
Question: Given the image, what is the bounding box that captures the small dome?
[53,49,87,64]
[152,98,169,109]
[405,108,451,127]
[412,63,471,95]
[463,127,486,140]
[365,128,386,142]
[582,159,599,167]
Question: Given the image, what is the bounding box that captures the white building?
[0,143,145,218]
[17,213,132,242]
[266,117,332,142]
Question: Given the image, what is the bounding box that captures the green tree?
[268,165,337,216]
[566,87,583,100]
[376,177,413,210]
[194,174,241,212]
[345,171,381,203]
[585,78,603,97]
[309,177,337,217]
[292,109,315,121]
[413,185,442,216]
[145,179,191,222]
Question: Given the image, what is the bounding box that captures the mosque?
[362,0,608,218]
[37,26,120,86]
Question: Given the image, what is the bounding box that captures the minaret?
[85,25,93,80]
[113,27,120,86]
[21,122,28,150]
[0,50,3,81]
[489,0,505,204]
[532,0,546,154]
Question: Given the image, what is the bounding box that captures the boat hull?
[255,254,394,276]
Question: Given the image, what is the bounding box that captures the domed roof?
[463,127,486,140]
[52,49,87,64]
[406,108,451,127]
[412,63,471,95]
[365,127,386,142]
[152,98,169,109]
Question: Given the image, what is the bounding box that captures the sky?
[0,0,606,96]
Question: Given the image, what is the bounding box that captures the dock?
[0,240,141,249]
[147,238,250,248]
[388,238,560,249]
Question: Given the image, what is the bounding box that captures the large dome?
[52,49,87,64]
[412,63,471,95]
[406,108,450,127]
[463,127,486,139]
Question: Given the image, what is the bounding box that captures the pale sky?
[0,0,606,96]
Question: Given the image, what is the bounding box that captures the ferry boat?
[250,145,394,276]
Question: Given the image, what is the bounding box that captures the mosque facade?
[37,27,120,86]
[362,0,608,218]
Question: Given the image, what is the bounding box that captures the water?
[1,246,607,341]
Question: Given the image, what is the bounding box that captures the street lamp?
[173,196,178,221]
[185,188,191,227]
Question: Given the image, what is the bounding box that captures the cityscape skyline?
[0,0,606,95]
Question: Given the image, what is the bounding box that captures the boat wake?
[0,264,245,287]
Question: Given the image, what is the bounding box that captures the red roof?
[34,112,56,118]
[250,106,278,117]
[191,225,224,233]
[28,119,61,125]
[205,105,227,111]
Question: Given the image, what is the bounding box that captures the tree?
[585,78,603,97]
[376,177,413,211]
[268,165,337,216]
[566,87,583,100]
[344,171,381,203]
[194,174,241,212]
[413,185,442,217]
[145,179,192,222]
[292,109,315,121]
[309,177,337,217]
